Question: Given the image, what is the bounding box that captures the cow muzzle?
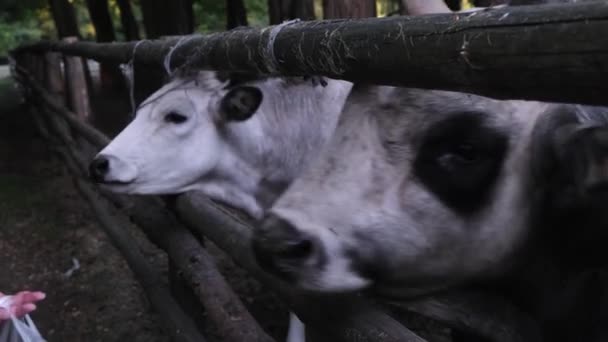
[252,214,324,283]
[89,154,138,185]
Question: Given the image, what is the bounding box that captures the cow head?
[89,71,263,195]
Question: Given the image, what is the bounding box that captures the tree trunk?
[85,0,116,42]
[62,37,92,121]
[141,0,194,39]
[322,0,377,19]
[48,0,80,38]
[139,0,194,106]
[227,0,249,29]
[85,0,123,92]
[268,0,315,24]
[169,0,194,35]
[445,0,460,10]
[268,0,282,24]
[140,0,159,39]
[47,0,95,96]
[284,0,315,20]
[116,0,140,41]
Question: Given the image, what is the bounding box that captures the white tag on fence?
[0,296,46,342]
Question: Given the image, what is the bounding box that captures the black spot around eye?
[164,112,188,124]
[220,86,263,122]
[413,113,508,214]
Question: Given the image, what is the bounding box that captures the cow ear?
[220,86,263,122]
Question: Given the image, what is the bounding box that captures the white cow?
[89,71,352,342]
[89,72,351,219]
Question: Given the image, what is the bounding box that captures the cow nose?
[252,214,319,280]
[89,155,110,182]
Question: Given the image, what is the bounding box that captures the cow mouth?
[96,180,134,186]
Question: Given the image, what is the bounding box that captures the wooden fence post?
[168,259,207,333]
[27,53,47,85]
[44,52,65,103]
[62,36,92,120]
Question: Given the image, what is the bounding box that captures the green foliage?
[69,0,98,40]
[377,0,401,17]
[194,0,269,33]
[461,0,475,9]
[194,0,227,32]
[0,10,46,58]
[0,0,57,57]
[108,0,144,41]
[244,0,270,27]
[0,0,46,20]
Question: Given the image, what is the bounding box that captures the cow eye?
[164,112,188,124]
[413,113,509,214]
[438,142,482,168]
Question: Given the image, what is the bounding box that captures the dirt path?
[0,77,169,341]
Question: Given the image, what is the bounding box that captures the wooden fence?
[9,2,604,341]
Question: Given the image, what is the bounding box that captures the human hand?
[0,291,46,321]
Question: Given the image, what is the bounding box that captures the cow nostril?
[277,239,313,261]
[253,215,321,279]
[89,156,110,182]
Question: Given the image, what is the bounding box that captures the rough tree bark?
[268,0,315,24]
[48,0,81,38]
[85,0,124,91]
[323,0,376,18]
[227,0,249,29]
[285,0,315,20]
[85,0,116,42]
[445,0,461,10]
[140,0,162,38]
[116,0,140,41]
[47,0,95,103]
[138,0,194,105]
[62,37,92,120]
[140,0,194,39]
[268,0,282,24]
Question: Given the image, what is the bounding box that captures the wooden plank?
[13,2,608,105]
[62,37,92,120]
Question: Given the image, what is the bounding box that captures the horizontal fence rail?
[14,1,608,105]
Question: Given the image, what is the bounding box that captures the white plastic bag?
[0,295,46,342]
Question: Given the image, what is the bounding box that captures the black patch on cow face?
[413,112,509,214]
[220,86,263,122]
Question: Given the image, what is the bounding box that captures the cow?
[252,2,608,341]
[88,71,351,220]
[88,70,352,342]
